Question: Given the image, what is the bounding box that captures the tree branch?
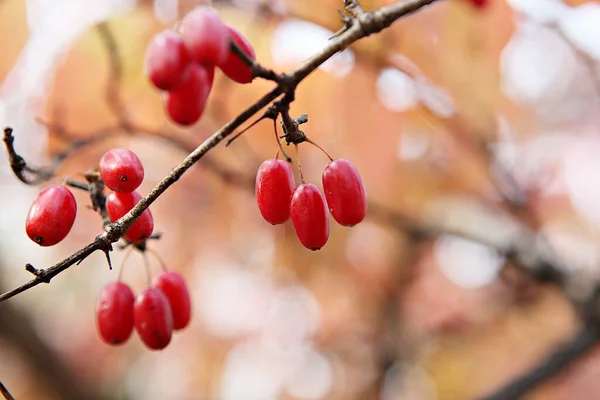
[478,327,599,400]
[0,382,15,400]
[0,0,441,304]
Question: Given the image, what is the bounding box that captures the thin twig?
[3,127,63,185]
[229,40,281,82]
[344,0,366,17]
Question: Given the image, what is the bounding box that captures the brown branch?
[0,0,442,304]
[0,382,15,400]
[3,127,65,185]
[0,241,110,302]
[478,284,600,400]
[478,286,600,400]
[479,328,599,400]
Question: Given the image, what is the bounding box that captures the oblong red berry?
[145,30,191,91]
[25,185,77,247]
[255,159,295,225]
[153,272,191,330]
[219,25,255,84]
[164,63,214,126]
[106,191,154,243]
[96,281,135,345]
[322,159,367,227]
[99,148,145,193]
[134,287,173,350]
[181,6,228,65]
[290,183,330,251]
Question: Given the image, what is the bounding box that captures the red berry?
[25,185,77,246]
[96,281,135,345]
[153,272,191,330]
[219,25,255,84]
[290,183,330,250]
[255,159,295,225]
[181,6,228,66]
[106,191,154,243]
[134,287,173,350]
[145,30,191,91]
[469,0,488,8]
[164,63,214,126]
[99,148,145,193]
[322,159,367,227]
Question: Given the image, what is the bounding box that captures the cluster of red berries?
[256,158,367,250]
[96,271,191,350]
[23,146,185,350]
[145,6,256,126]
[100,148,154,243]
[24,148,153,246]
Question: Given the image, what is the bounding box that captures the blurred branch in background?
[363,237,429,399]
[96,22,129,125]
[480,323,600,400]
[0,275,106,400]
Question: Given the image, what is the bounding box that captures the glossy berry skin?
[145,30,191,91]
[164,63,214,126]
[322,159,367,227]
[106,191,154,243]
[134,287,173,350]
[181,6,228,66]
[255,159,295,225]
[290,183,330,251]
[219,25,255,84]
[99,148,145,193]
[153,272,191,330]
[96,281,135,345]
[25,185,77,247]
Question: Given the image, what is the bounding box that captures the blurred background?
[1,0,600,399]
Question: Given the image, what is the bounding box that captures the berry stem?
[274,119,291,162]
[145,247,169,274]
[63,177,90,191]
[274,137,289,161]
[143,252,152,287]
[304,137,334,161]
[117,246,135,281]
[295,144,305,184]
